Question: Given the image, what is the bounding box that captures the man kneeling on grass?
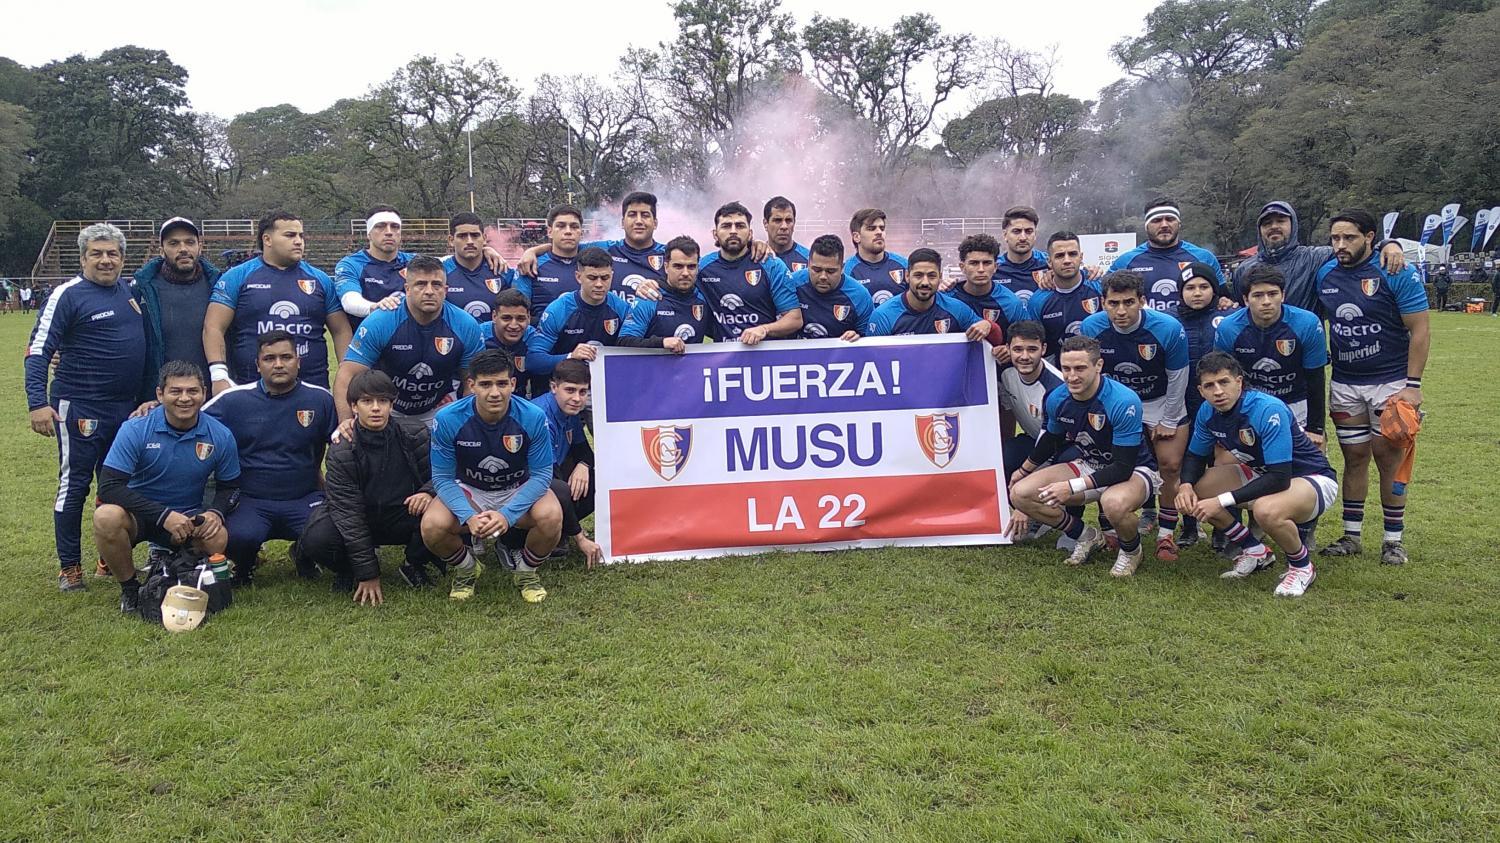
[422,349,562,603]
[291,370,441,605]
[1175,351,1337,597]
[1007,335,1162,577]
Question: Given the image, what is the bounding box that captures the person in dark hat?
[1232,201,1405,312]
[131,217,221,379]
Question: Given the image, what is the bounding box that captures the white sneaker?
[1064,526,1104,566]
[1110,545,1143,577]
[1274,564,1316,597]
[1220,546,1276,579]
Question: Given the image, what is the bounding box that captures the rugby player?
[1026,231,1103,357]
[764,196,809,273]
[793,234,873,341]
[991,206,1051,305]
[528,247,632,371]
[442,212,510,323]
[1214,264,1328,436]
[866,248,1004,353]
[697,201,803,344]
[949,233,1029,359]
[620,235,718,351]
[843,208,908,306]
[1109,198,1227,315]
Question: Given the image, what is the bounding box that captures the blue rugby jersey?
[992,248,1050,304]
[344,302,485,416]
[697,251,798,340]
[579,238,667,303]
[950,281,1029,336]
[430,394,553,524]
[334,249,414,305]
[511,253,579,320]
[442,256,511,324]
[792,269,874,339]
[528,291,632,374]
[1044,377,1157,471]
[1026,278,1103,355]
[843,251,908,307]
[103,406,241,512]
[25,275,148,410]
[621,286,718,343]
[483,325,543,399]
[1213,304,1328,406]
[203,380,336,499]
[866,292,984,336]
[1079,309,1189,403]
[1189,389,1334,480]
[532,392,586,466]
[776,243,811,275]
[1109,241,1225,316]
[210,257,343,387]
[1315,255,1427,385]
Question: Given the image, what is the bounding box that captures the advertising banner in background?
[593,336,1010,562]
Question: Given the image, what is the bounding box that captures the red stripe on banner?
[609,470,1002,557]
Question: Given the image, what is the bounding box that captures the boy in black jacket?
[292,370,439,605]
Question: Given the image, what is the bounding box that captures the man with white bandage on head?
[1110,197,1229,317]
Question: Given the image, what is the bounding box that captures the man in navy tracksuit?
[204,330,338,585]
[24,223,152,592]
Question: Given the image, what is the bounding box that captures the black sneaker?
[397,561,432,588]
[119,579,141,614]
[1176,527,1200,549]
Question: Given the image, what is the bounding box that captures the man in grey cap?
[1232,201,1406,312]
[131,217,221,379]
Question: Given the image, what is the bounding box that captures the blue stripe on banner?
[603,339,989,422]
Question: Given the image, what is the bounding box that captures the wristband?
[1068,477,1088,494]
[209,363,231,383]
[1405,378,1421,390]
[1216,492,1237,508]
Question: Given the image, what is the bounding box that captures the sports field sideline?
[1,313,1497,840]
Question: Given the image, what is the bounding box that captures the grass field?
[1,312,1497,841]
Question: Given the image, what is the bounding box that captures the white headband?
[366,211,403,233]
[1144,205,1180,224]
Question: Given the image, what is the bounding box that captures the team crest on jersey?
[916,413,960,468]
[1276,338,1296,356]
[434,336,454,355]
[1138,343,1158,361]
[1082,297,1100,314]
[502,434,523,453]
[1087,411,1106,431]
[648,255,664,272]
[791,262,807,273]
[745,270,762,286]
[603,318,619,336]
[195,442,214,461]
[641,424,693,481]
[485,278,501,294]
[297,278,317,296]
[128,299,141,314]
[76,418,98,437]
[1028,403,1042,419]
[1238,427,1256,447]
[983,308,1001,322]
[691,304,705,320]
[514,355,526,372]
[889,269,906,285]
[1361,277,1380,297]
[296,410,315,427]
[933,318,951,333]
[833,304,851,321]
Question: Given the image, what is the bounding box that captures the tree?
[524,74,656,209]
[0,101,34,230]
[803,13,976,171]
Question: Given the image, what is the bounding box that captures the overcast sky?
[6,0,1158,118]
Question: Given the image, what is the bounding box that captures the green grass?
[1,312,1497,841]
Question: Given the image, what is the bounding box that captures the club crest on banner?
[503,434,524,453]
[1087,411,1106,431]
[195,442,214,461]
[916,413,960,468]
[297,278,317,296]
[604,318,619,336]
[434,336,454,355]
[296,410,315,427]
[1361,277,1380,297]
[1138,344,1157,361]
[1275,339,1296,356]
[745,270,762,286]
[648,255,664,272]
[1239,427,1256,446]
[641,425,693,481]
[934,318,951,334]
[833,304,851,321]
[76,418,98,437]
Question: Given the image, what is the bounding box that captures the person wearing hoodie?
[131,217,221,379]
[1232,201,1405,312]
[1175,263,1224,548]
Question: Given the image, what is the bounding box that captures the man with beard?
[794,234,873,341]
[133,217,220,378]
[1027,232,1104,359]
[991,206,1051,307]
[844,208,908,306]
[1109,198,1226,316]
[620,235,719,350]
[697,202,803,344]
[1232,201,1405,312]
[866,248,1004,355]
